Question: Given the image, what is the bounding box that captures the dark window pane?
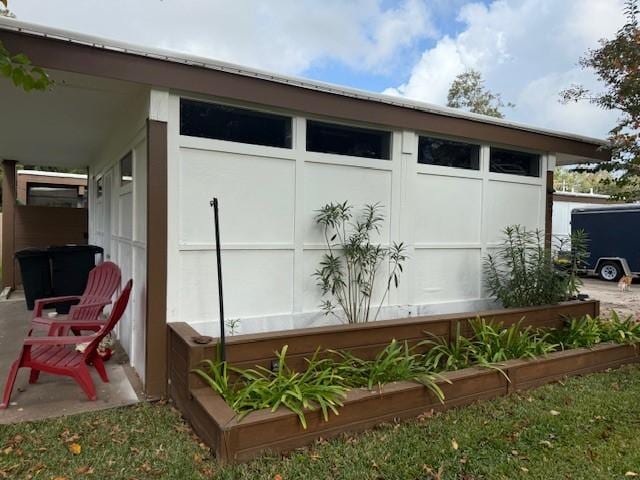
[120,151,133,186]
[306,120,390,160]
[418,136,480,170]
[180,98,292,148]
[490,148,540,177]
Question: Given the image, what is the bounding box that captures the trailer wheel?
[598,261,623,282]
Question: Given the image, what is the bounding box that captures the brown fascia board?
[0,29,610,162]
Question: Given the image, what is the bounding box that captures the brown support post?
[2,160,17,289]
[145,120,168,397]
[545,169,554,250]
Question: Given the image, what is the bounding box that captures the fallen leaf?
[625,473,638,477]
[550,410,560,416]
[451,439,459,450]
[521,467,529,473]
[274,475,283,480]
[539,440,553,448]
[68,443,82,455]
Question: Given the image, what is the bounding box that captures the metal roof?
[0,16,608,148]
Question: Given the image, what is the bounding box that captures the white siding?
[166,94,549,335]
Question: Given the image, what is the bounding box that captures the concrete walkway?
[0,296,139,424]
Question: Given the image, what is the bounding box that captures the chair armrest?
[47,318,107,329]
[24,334,95,346]
[33,296,82,317]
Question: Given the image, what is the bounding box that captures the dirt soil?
[581,277,640,319]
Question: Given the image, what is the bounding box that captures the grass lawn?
[3,365,640,479]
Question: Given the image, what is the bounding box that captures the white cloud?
[384,0,626,138]
[10,0,437,75]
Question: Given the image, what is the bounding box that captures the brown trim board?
[145,119,168,397]
[545,170,553,249]
[0,29,608,162]
[1,160,17,289]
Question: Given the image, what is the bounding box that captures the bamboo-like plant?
[313,202,407,324]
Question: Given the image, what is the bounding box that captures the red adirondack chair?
[1,280,133,409]
[31,261,121,336]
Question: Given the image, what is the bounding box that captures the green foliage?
[424,319,557,373]
[560,0,640,201]
[554,167,631,197]
[602,310,640,344]
[553,311,640,349]
[0,40,52,92]
[234,347,348,428]
[468,318,557,363]
[314,201,407,323]
[484,225,589,308]
[446,69,514,118]
[332,340,446,401]
[422,323,475,371]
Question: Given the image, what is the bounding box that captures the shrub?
[483,225,589,308]
[313,202,407,323]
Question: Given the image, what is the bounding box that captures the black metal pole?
[210,197,226,362]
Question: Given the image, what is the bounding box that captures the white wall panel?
[485,180,542,243]
[412,249,481,303]
[302,161,392,245]
[179,148,295,245]
[413,174,482,244]
[178,249,294,322]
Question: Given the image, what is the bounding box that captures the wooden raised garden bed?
[167,300,635,464]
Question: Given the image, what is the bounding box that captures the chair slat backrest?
[82,261,121,301]
[70,262,122,321]
[82,280,133,361]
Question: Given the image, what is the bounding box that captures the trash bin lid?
[15,248,48,258]
[47,244,104,254]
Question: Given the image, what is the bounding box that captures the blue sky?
[305,0,489,91]
[6,0,626,138]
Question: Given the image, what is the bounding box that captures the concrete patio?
[0,294,140,424]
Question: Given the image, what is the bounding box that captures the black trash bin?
[48,245,104,314]
[15,248,53,311]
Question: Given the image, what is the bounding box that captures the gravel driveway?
[580,277,640,318]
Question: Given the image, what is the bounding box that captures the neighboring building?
[0,18,609,397]
[552,190,620,239]
[16,169,87,208]
[3,170,89,286]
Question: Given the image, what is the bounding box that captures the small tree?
[313,202,407,324]
[560,0,640,201]
[447,69,514,118]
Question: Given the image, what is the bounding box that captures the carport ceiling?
[0,70,147,168]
